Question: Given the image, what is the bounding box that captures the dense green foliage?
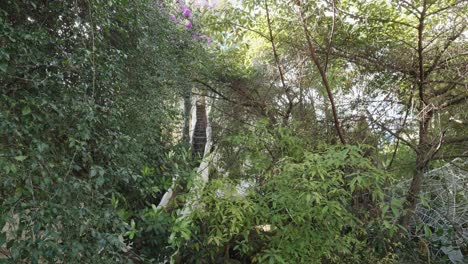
[0,0,198,262]
[1,0,466,263]
[175,124,395,263]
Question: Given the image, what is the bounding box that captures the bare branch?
[296,0,346,144]
[265,0,293,123]
[398,0,422,17]
[332,47,417,77]
[324,0,337,71]
[428,73,468,98]
[212,22,270,41]
[416,4,428,106]
[432,154,468,160]
[387,85,415,169]
[365,110,418,153]
[193,79,235,104]
[336,6,417,29]
[426,0,466,17]
[439,94,468,109]
[443,136,468,144]
[425,24,467,78]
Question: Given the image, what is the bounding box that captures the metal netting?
[407,159,467,263]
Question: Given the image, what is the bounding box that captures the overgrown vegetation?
[0,0,197,262]
[176,124,394,263]
[1,0,466,263]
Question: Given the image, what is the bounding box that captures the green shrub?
[0,0,196,262]
[174,124,395,263]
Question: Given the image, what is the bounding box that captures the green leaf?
[14,155,27,161]
[390,198,402,217]
[0,232,6,246]
[381,204,389,217]
[22,106,31,116]
[96,176,105,187]
[0,63,7,73]
[321,205,329,215]
[424,225,432,237]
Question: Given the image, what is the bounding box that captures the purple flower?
[183,8,192,18]
[180,6,192,18]
[193,34,213,45]
[185,21,193,29]
[169,15,177,23]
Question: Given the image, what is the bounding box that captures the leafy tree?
[334,0,467,227]
[0,0,200,262]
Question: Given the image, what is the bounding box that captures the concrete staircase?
[192,100,207,157]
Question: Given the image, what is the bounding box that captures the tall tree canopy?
[1,0,466,263]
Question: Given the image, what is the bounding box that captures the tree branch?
[432,154,468,160]
[387,85,415,169]
[426,0,466,17]
[193,79,235,104]
[443,136,468,145]
[324,0,337,71]
[439,94,468,109]
[424,24,466,78]
[398,0,421,17]
[296,0,346,144]
[331,47,417,77]
[265,0,292,123]
[336,6,417,29]
[365,110,418,153]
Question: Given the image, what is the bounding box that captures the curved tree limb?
[295,0,346,144]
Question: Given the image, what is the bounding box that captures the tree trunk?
[400,108,433,227]
[296,0,346,144]
[399,2,431,228]
[182,91,192,144]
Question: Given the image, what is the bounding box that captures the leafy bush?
[0,0,197,262]
[173,124,396,263]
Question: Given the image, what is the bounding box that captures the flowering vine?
[163,0,212,44]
